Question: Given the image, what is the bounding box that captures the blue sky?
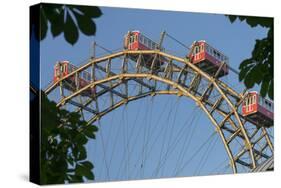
[39,5,269,182]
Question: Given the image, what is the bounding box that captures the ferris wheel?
[45,31,273,182]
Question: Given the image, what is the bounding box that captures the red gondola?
[124,31,163,51]
[124,30,164,69]
[188,41,229,78]
[53,61,95,96]
[242,91,273,127]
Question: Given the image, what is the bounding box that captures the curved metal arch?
[46,50,273,173]
[56,73,238,172]
[45,50,241,99]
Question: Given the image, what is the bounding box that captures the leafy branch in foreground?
[30,3,102,45]
[41,92,98,184]
[227,16,273,99]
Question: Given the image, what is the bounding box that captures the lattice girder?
[45,50,273,173]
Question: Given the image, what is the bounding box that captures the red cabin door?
[246,94,256,114]
[54,66,59,82]
[193,46,200,61]
[128,35,137,50]
[128,35,133,49]
[55,66,59,77]
[192,44,204,62]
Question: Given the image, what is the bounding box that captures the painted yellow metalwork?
[45,50,273,173]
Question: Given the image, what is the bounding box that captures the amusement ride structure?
[45,31,274,180]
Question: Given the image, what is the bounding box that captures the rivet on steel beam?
[212,127,217,132]
[96,115,100,121]
[245,142,253,150]
[124,98,128,104]
[119,75,124,80]
[177,91,183,97]
[229,160,234,167]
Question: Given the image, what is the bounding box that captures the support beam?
[95,64,154,90]
[69,99,97,114]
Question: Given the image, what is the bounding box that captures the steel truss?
[45,50,273,173]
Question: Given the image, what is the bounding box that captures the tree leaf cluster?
[30,3,102,45]
[40,92,98,184]
[226,15,273,99]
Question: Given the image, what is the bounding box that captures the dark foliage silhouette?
[40,92,98,184]
[30,3,102,45]
[227,15,273,99]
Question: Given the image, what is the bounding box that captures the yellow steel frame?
[45,50,273,173]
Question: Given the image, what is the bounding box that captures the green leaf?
[75,165,84,176]
[74,133,88,145]
[70,5,102,18]
[41,4,62,22]
[238,16,246,22]
[85,132,96,139]
[239,58,252,69]
[68,111,81,124]
[64,12,78,45]
[260,76,270,97]
[244,73,255,88]
[73,11,96,36]
[67,157,74,166]
[243,62,263,89]
[78,146,87,160]
[81,161,94,169]
[72,145,79,159]
[246,62,264,85]
[84,170,94,180]
[83,125,98,139]
[50,11,64,37]
[239,68,249,82]
[75,164,94,180]
[259,17,273,28]
[68,174,83,183]
[245,17,260,27]
[227,15,237,23]
[268,80,273,99]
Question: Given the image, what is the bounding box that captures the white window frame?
[152,42,155,49]
[245,96,249,112]
[268,102,272,111]
[140,35,144,43]
[148,40,152,48]
[194,46,199,54]
[210,48,214,56]
[55,66,59,76]
[144,37,148,45]
[265,100,268,110]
